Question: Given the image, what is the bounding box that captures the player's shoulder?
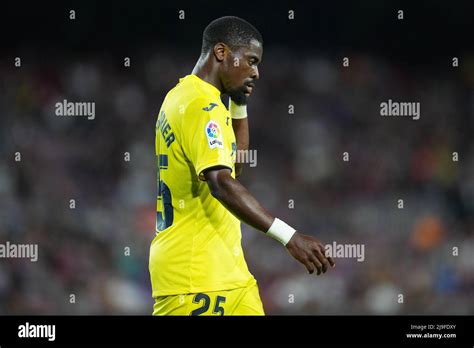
[179,77,225,112]
[165,76,228,129]
[173,92,225,124]
[189,96,225,115]
[168,87,221,110]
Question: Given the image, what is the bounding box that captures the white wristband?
[229,98,248,119]
[266,218,296,246]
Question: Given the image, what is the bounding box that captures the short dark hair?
[201,16,263,55]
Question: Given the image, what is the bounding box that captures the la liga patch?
[205,120,224,149]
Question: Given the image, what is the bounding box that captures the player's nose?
[251,66,260,80]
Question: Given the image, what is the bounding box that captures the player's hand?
[285,232,335,275]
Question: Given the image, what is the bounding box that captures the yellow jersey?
[149,74,255,297]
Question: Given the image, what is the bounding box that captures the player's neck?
[191,57,223,94]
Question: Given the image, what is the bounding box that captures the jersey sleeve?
[181,98,234,180]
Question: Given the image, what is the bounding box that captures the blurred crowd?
[0,46,473,314]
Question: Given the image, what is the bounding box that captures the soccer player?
[149,16,335,316]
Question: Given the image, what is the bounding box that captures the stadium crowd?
[0,47,473,314]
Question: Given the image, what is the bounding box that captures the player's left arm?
[204,168,336,275]
[229,98,249,178]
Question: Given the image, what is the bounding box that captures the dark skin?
[191,40,335,275]
[231,118,248,177]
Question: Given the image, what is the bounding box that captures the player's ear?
[213,43,228,62]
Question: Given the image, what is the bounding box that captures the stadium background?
[0,1,473,314]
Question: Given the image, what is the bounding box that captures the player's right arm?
[203,168,335,275]
[181,97,334,275]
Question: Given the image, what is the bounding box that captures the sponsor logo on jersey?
[202,102,218,112]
